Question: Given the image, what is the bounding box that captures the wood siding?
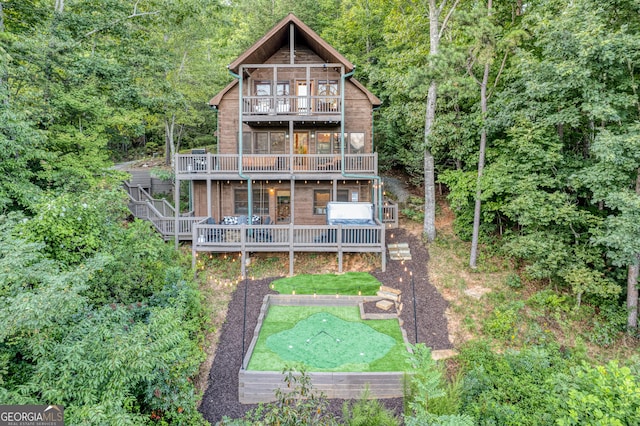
[193,180,372,224]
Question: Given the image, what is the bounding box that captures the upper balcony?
[237,63,344,124]
[243,94,341,123]
[175,153,378,180]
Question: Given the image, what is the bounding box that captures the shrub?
[404,344,473,426]
[482,302,523,341]
[586,303,627,347]
[85,219,176,305]
[342,390,400,426]
[551,361,640,425]
[458,342,572,425]
[223,367,339,426]
[19,189,127,265]
[505,273,522,289]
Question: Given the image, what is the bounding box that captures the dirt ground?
[197,225,452,424]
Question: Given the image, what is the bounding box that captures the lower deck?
[123,181,398,276]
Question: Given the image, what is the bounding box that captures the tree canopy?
[1,0,639,423]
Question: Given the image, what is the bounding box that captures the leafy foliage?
[551,361,640,425]
[0,198,207,424]
[220,366,339,426]
[404,344,474,426]
[341,391,400,426]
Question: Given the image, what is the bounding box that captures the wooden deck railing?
[192,223,385,253]
[242,95,340,116]
[123,182,204,241]
[175,153,377,175]
[381,200,399,228]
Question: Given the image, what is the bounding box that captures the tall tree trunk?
[470,1,492,269]
[470,62,490,268]
[629,258,639,329]
[424,79,437,242]
[423,1,440,243]
[164,115,176,167]
[0,2,6,106]
[628,168,640,328]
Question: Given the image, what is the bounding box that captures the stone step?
[376,300,395,311]
[380,285,401,295]
[377,290,401,302]
[388,242,412,260]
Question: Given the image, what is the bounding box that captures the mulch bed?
[199,227,452,424]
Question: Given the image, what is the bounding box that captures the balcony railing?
[243,95,340,116]
[176,153,377,175]
[192,222,384,252]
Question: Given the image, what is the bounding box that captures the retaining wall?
[238,294,411,404]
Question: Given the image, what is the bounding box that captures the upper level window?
[242,131,288,154]
[316,132,340,154]
[276,82,290,112]
[255,81,271,96]
[318,80,338,112]
[318,80,338,96]
[349,132,365,154]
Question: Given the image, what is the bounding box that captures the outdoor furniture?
[204,217,224,242]
[254,216,273,242]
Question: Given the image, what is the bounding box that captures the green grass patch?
[247,305,408,372]
[270,272,382,295]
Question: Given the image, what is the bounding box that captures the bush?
[1,207,207,425]
[404,344,473,426]
[505,273,522,289]
[482,302,523,341]
[85,219,176,305]
[342,391,400,426]
[551,361,640,425]
[586,303,627,347]
[19,189,128,265]
[223,367,339,426]
[459,343,571,425]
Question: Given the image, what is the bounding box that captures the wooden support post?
[174,173,180,250]
[289,224,294,276]
[241,250,246,279]
[207,179,212,218]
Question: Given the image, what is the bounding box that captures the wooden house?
[171,14,397,276]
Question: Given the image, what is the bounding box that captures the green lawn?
[247,305,408,372]
[270,272,382,295]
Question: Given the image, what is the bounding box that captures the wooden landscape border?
[238,294,412,404]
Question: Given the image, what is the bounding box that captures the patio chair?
[204,217,224,242]
[255,216,273,242]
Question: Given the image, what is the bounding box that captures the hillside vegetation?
[1,0,639,424]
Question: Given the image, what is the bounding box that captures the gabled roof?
[209,13,381,108]
[228,13,354,74]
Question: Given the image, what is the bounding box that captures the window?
[234,189,269,215]
[255,81,271,96]
[313,189,350,215]
[316,132,340,154]
[243,131,287,154]
[349,132,365,154]
[241,132,252,154]
[271,132,286,153]
[316,132,332,154]
[318,80,338,95]
[254,81,271,113]
[276,82,290,113]
[254,132,269,154]
[313,190,330,215]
